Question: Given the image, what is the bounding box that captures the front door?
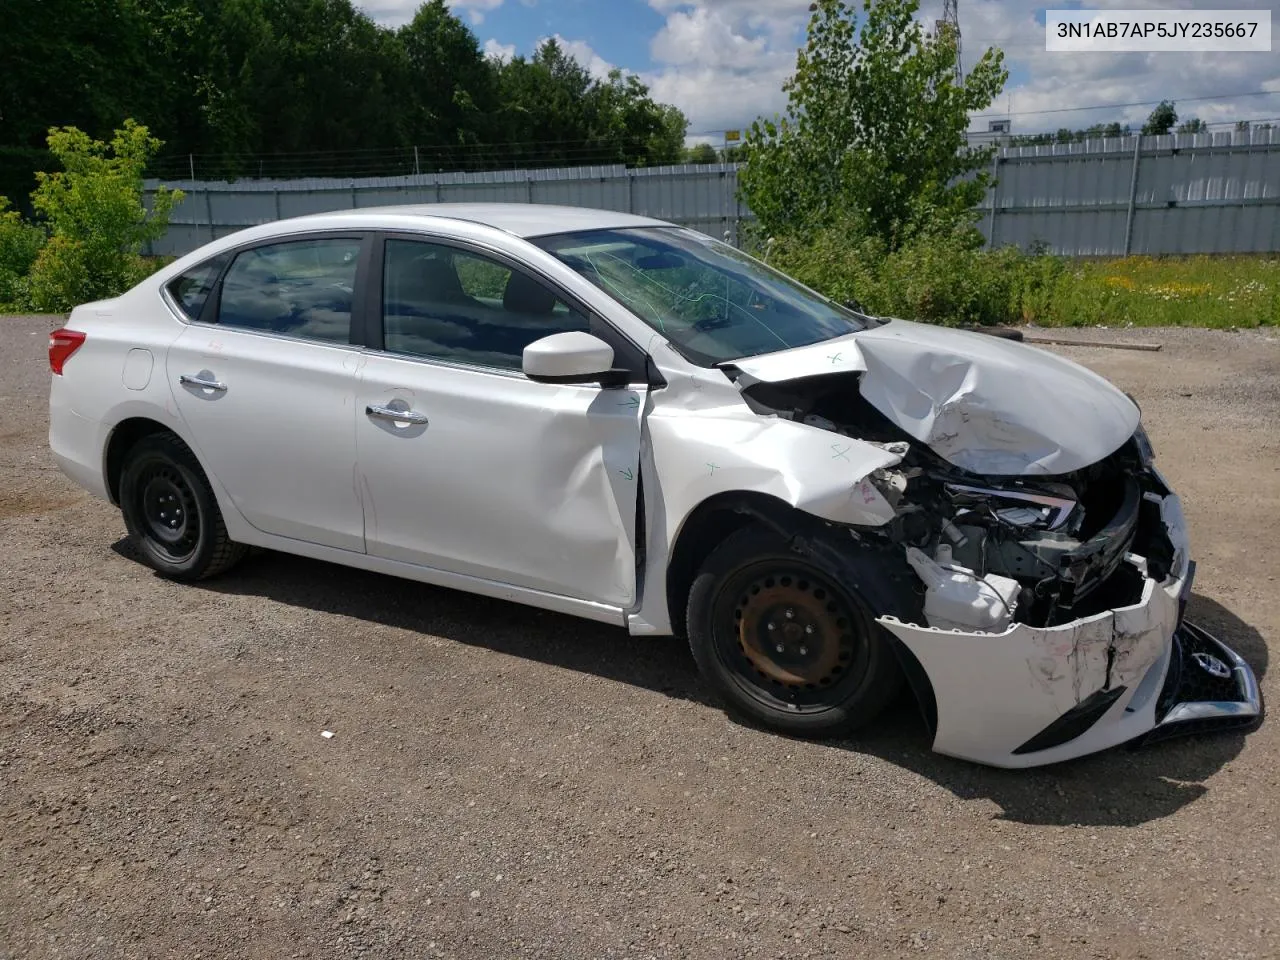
[355,237,644,606]
[165,234,368,552]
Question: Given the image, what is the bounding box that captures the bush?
[26,120,181,312]
[0,197,45,309]
[772,222,1030,326]
[25,237,159,313]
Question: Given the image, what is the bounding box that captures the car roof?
[295,203,671,239]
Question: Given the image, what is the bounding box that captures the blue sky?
[357,1,1280,140]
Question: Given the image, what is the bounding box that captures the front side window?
[216,237,361,344]
[165,253,228,321]
[381,239,588,370]
[534,227,870,366]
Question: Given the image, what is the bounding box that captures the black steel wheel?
[135,460,200,562]
[687,525,904,736]
[118,432,246,581]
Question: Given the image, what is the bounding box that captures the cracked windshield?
[535,227,870,365]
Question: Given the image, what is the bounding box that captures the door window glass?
[216,237,361,343]
[165,253,228,320]
[382,239,587,370]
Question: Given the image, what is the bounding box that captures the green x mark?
[619,467,635,481]
[618,395,641,409]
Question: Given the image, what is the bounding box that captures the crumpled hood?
[727,319,1140,475]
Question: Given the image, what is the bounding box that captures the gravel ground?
[1,315,1277,960]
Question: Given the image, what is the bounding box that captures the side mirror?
[523,331,619,385]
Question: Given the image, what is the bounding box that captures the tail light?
[49,328,86,375]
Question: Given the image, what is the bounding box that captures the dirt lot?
[1,316,1277,960]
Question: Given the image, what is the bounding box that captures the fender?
[627,364,906,637]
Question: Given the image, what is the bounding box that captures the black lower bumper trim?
[1013,685,1128,755]
[1138,621,1263,747]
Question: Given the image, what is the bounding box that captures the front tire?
[687,525,906,737]
[119,433,246,581]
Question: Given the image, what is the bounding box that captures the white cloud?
[937,0,1280,133]
[483,37,517,62]
[646,64,791,134]
[643,0,806,134]
[358,0,503,27]
[650,6,769,67]
[363,0,1280,136]
[452,0,504,25]
[538,34,617,80]
[644,0,1280,138]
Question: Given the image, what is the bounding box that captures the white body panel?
[49,295,181,501]
[47,203,1252,769]
[355,353,644,606]
[165,324,366,552]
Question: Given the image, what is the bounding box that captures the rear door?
[165,233,370,552]
[354,234,647,606]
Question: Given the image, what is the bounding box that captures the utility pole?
[938,0,962,86]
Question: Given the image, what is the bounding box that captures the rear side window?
[216,237,362,344]
[165,254,227,320]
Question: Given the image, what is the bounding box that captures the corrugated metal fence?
[145,163,747,256]
[986,127,1280,255]
[145,128,1280,258]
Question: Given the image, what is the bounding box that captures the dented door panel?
[356,353,644,607]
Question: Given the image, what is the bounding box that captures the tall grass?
[1030,256,1279,328]
[771,226,1279,329]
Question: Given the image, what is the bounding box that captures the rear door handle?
[366,403,429,425]
[179,373,227,391]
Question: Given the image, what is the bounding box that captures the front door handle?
[179,373,227,391]
[366,403,429,425]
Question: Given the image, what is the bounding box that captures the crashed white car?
[48,203,1260,767]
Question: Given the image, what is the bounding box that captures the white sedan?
[48,203,1260,767]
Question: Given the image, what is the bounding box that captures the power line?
[973,88,1279,120]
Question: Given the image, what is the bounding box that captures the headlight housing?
[1132,423,1155,466]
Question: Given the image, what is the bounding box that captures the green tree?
[493,39,596,167]
[739,0,1007,248]
[27,120,181,311]
[589,71,687,166]
[397,0,496,154]
[200,0,406,168]
[1176,117,1207,134]
[686,143,719,164]
[0,0,692,182]
[492,39,687,169]
[1142,100,1177,135]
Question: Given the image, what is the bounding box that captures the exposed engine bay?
[737,372,1176,633]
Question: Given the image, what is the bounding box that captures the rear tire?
[119,433,246,581]
[687,525,906,737]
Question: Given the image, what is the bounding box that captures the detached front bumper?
[878,487,1261,768]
